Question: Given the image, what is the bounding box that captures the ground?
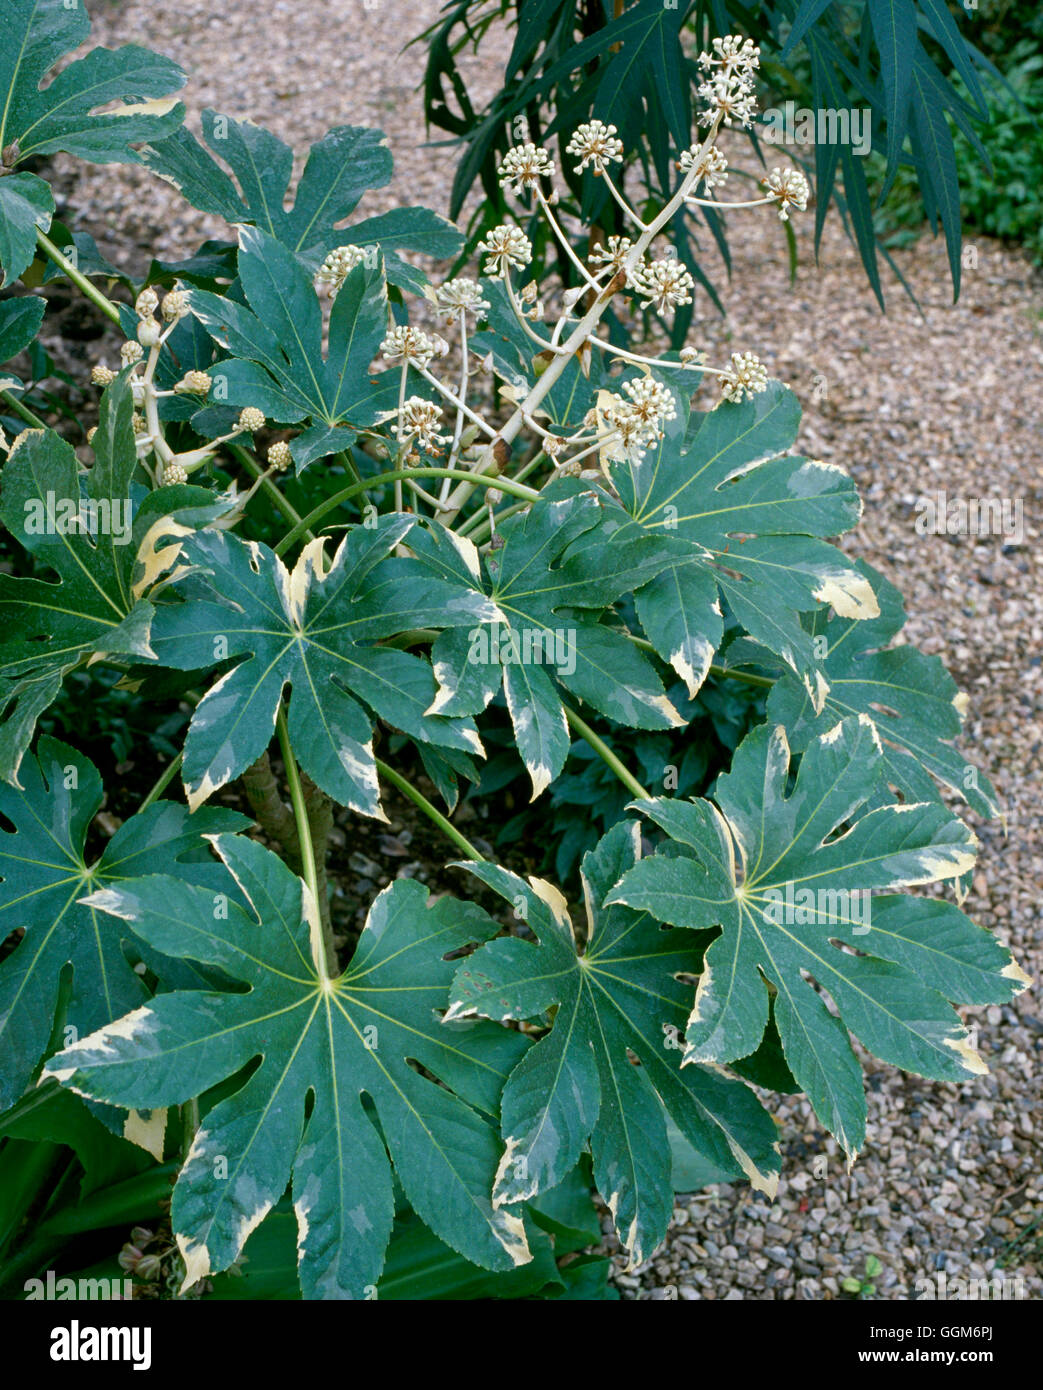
[44,0,1043,1301]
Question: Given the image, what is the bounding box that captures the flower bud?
[161,289,188,322]
[91,364,117,386]
[120,341,144,366]
[137,318,161,347]
[135,288,160,320]
[236,407,266,433]
[173,370,212,395]
[267,441,292,472]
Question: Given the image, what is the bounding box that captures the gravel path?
[64,0,1041,1301]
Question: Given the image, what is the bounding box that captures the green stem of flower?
[375,757,485,861]
[0,388,46,430]
[562,703,651,800]
[36,230,122,326]
[274,468,540,556]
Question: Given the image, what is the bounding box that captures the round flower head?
[762,167,810,221]
[135,287,159,320]
[162,461,189,486]
[434,278,490,322]
[267,441,293,472]
[161,289,189,322]
[315,245,370,297]
[629,256,695,314]
[380,325,441,367]
[236,407,266,433]
[476,225,532,278]
[566,120,624,175]
[718,351,768,403]
[678,144,729,191]
[120,341,144,366]
[91,364,116,386]
[392,397,450,454]
[497,143,555,196]
[696,34,760,129]
[174,370,213,395]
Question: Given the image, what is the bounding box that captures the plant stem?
[0,388,46,430]
[375,758,485,861]
[562,703,651,800]
[275,706,334,972]
[139,752,183,811]
[274,468,540,556]
[36,229,122,326]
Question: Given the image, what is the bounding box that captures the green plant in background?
[417,0,1003,322]
[0,0,1029,1301]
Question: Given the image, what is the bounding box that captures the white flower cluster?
[380,325,448,367]
[566,119,624,175]
[718,351,768,403]
[678,144,729,191]
[477,224,532,278]
[497,143,555,195]
[696,34,760,128]
[434,277,490,322]
[762,167,811,221]
[629,256,695,314]
[589,234,633,274]
[601,376,677,460]
[392,396,449,453]
[314,245,369,297]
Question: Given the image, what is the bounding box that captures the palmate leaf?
[591,380,877,707]
[608,715,1030,1158]
[45,834,533,1299]
[417,488,686,798]
[765,559,1000,819]
[0,738,247,1111]
[186,228,399,464]
[444,821,780,1267]
[0,0,184,161]
[142,111,461,293]
[0,377,197,783]
[146,514,495,816]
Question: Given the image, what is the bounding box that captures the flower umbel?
[497,143,555,195]
[566,120,624,175]
[393,397,450,453]
[434,278,490,322]
[380,325,445,367]
[718,351,768,403]
[678,144,729,191]
[762,167,811,221]
[315,245,370,297]
[629,256,695,314]
[477,225,532,278]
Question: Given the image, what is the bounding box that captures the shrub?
[0,1,1027,1301]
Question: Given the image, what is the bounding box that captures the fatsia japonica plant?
[0,2,1029,1302]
